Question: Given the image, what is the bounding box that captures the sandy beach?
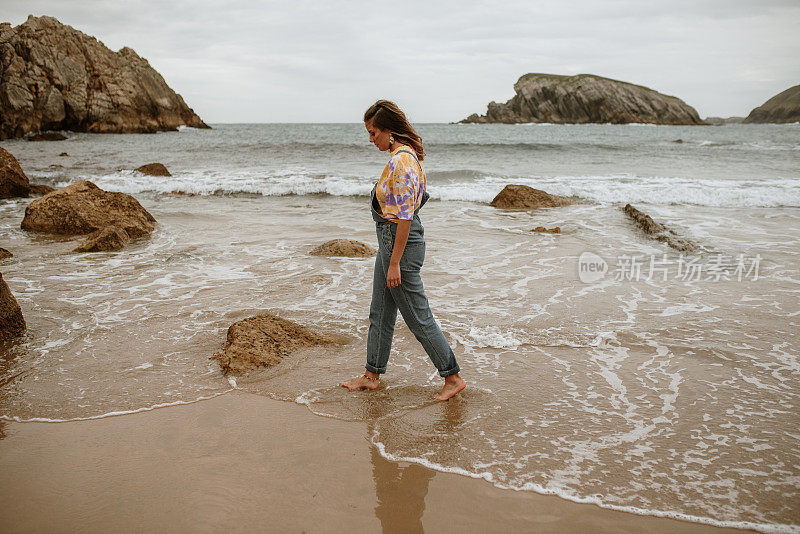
[2,3,799,531]
[0,390,755,533]
[1,123,798,532]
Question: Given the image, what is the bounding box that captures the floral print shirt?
[375,146,426,221]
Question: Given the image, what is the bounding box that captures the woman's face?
[365,119,392,152]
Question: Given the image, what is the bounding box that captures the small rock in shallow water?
[310,239,376,257]
[211,313,348,375]
[0,273,26,340]
[490,185,576,209]
[622,203,697,252]
[134,163,171,176]
[0,248,12,259]
[531,226,561,233]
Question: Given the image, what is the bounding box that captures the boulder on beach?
[0,147,30,198]
[73,225,131,253]
[461,73,705,125]
[0,273,26,340]
[59,152,69,157]
[0,248,12,259]
[0,147,52,198]
[21,180,156,242]
[27,132,67,141]
[532,226,561,234]
[211,313,348,375]
[743,85,800,124]
[622,203,697,252]
[310,239,376,257]
[134,163,171,177]
[0,15,210,140]
[490,185,577,209]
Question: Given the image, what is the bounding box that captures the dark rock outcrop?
[134,163,171,177]
[462,73,704,125]
[0,273,26,340]
[21,180,156,239]
[0,247,12,259]
[622,203,697,252]
[704,116,744,126]
[211,313,348,375]
[0,15,210,140]
[0,147,51,198]
[490,185,577,209]
[27,132,67,141]
[743,85,800,124]
[73,225,130,252]
[310,239,376,257]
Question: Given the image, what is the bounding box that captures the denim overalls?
[365,150,461,378]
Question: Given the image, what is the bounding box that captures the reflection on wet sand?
[371,442,433,533]
[369,399,467,532]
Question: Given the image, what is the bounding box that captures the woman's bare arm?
[387,219,411,288]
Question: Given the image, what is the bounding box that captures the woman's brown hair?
[364,100,425,161]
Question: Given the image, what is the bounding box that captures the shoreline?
[0,390,758,533]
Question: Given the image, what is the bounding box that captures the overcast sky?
[3,0,799,123]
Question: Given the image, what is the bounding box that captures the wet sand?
[0,391,753,533]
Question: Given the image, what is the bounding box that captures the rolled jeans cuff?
[365,363,386,375]
[439,364,460,378]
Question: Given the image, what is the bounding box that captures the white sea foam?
[0,390,234,423]
[69,170,800,208]
[370,434,797,534]
[5,123,798,531]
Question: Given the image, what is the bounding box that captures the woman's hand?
[387,261,401,289]
[387,219,411,289]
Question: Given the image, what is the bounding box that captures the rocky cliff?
[743,85,800,124]
[461,73,704,125]
[0,15,209,140]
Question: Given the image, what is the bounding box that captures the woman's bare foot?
[434,373,466,401]
[341,371,381,391]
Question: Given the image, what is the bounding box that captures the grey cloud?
[1,0,798,121]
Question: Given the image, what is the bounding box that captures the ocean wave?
[438,141,626,151]
[691,140,798,151]
[73,170,800,208]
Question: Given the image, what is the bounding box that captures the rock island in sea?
[461,73,705,125]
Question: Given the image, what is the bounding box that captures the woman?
[340,100,466,401]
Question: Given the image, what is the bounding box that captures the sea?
[1,123,798,532]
